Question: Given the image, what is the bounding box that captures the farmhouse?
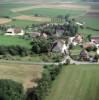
[51,39,68,55]
[69,34,83,46]
[31,32,48,38]
[5,28,25,36]
[91,36,99,48]
[80,49,89,60]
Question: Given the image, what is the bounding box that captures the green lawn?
[21,8,85,17]
[45,64,99,100]
[0,36,31,48]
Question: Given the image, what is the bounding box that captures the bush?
[0,79,24,100]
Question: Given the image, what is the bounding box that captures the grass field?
[21,8,85,17]
[0,63,43,90]
[0,36,31,48]
[45,64,99,100]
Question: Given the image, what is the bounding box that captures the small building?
[5,28,24,36]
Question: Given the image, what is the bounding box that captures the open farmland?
[45,64,99,100]
[0,63,43,90]
[0,36,31,48]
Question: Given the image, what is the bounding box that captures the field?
[0,63,43,90]
[45,64,99,100]
[0,3,88,25]
[0,36,31,48]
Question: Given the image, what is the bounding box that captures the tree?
[86,34,92,42]
[0,79,24,100]
[31,37,52,54]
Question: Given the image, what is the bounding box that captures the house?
[96,48,99,55]
[51,39,68,55]
[69,34,83,46]
[31,32,48,38]
[5,28,24,36]
[80,49,89,60]
[91,36,99,48]
[31,32,41,37]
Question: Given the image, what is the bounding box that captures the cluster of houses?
[4,26,99,62]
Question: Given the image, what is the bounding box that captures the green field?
[0,36,31,48]
[45,64,99,100]
[21,8,85,17]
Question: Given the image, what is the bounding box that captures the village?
[0,1,99,100]
[0,18,99,64]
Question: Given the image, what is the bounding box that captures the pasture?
[45,64,99,100]
[0,36,31,48]
[0,63,43,90]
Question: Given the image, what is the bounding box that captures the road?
[0,56,99,65]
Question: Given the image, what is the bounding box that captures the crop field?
[0,36,31,48]
[45,64,99,100]
[0,63,43,90]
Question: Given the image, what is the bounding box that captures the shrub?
[0,79,24,100]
